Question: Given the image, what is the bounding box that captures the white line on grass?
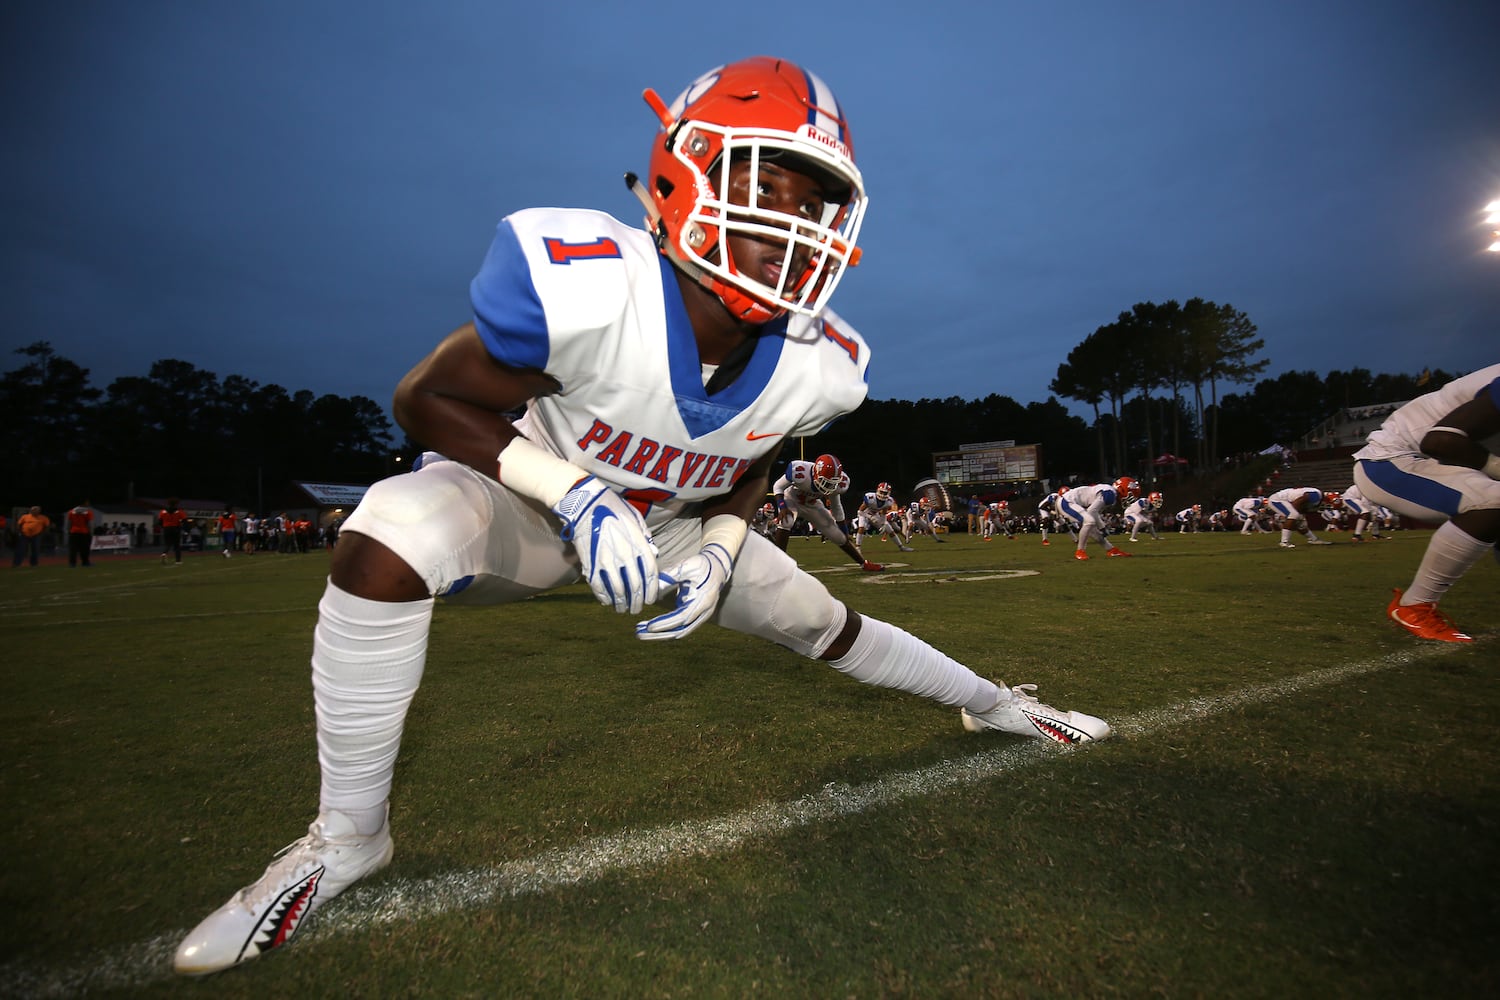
[0,643,1464,996]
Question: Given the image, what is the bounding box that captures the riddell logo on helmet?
[798,124,852,161]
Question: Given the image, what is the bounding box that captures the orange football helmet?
[1113,476,1139,501]
[811,454,844,495]
[875,482,892,499]
[636,57,867,323]
[1147,491,1164,509]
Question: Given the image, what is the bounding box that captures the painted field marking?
[0,643,1466,997]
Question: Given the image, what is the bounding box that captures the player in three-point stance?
[771,453,882,571]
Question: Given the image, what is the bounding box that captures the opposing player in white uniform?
[1354,364,1500,642]
[172,57,1111,977]
[855,482,912,552]
[1233,496,1268,534]
[771,453,880,570]
[1266,487,1334,548]
[1123,490,1162,541]
[1058,478,1136,560]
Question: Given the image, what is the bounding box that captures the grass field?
[2,529,1497,998]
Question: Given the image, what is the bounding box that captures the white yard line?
[0,644,1462,996]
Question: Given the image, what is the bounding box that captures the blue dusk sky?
[4,2,1497,418]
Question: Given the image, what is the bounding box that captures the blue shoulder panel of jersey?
[660,254,789,439]
[1480,374,1500,404]
[470,219,549,370]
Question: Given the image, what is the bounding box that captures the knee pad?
[341,458,495,595]
[716,533,847,658]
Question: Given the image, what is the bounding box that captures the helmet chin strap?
[624,172,661,229]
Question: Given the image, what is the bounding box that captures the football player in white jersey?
[905,498,947,543]
[1173,504,1201,533]
[1036,490,1070,546]
[1059,478,1136,559]
[1353,364,1500,642]
[1265,486,1335,548]
[855,482,913,552]
[1233,496,1268,534]
[1123,490,1162,541]
[172,56,1110,977]
[752,501,778,537]
[1338,483,1387,542]
[771,453,880,570]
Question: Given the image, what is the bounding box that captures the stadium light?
[1487,199,1500,252]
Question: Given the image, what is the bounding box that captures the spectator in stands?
[65,502,94,567]
[13,505,50,567]
[1353,364,1500,642]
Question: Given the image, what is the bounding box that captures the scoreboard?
[932,442,1042,486]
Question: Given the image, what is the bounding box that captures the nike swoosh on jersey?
[746,430,782,441]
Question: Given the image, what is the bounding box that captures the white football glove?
[552,476,659,615]
[636,542,734,641]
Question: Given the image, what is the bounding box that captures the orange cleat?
[1106,547,1131,558]
[1041,539,1051,546]
[1387,588,1473,642]
[861,561,885,573]
[1073,550,1089,561]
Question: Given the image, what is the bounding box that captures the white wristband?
[497,437,588,507]
[700,513,748,564]
[1483,452,1500,480]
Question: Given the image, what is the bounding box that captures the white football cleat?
[174,809,393,976]
[1279,542,1296,549]
[961,684,1111,744]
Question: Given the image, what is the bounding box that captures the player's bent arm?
[393,323,560,477]
[1421,393,1500,477]
[397,323,658,614]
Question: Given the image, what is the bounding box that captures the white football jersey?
[1356,364,1500,460]
[777,459,849,501]
[775,460,849,520]
[1267,486,1322,510]
[1122,498,1153,521]
[1060,483,1118,519]
[1232,497,1262,519]
[470,208,871,531]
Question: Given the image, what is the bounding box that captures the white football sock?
[1403,521,1492,606]
[828,616,999,712]
[312,581,434,836]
